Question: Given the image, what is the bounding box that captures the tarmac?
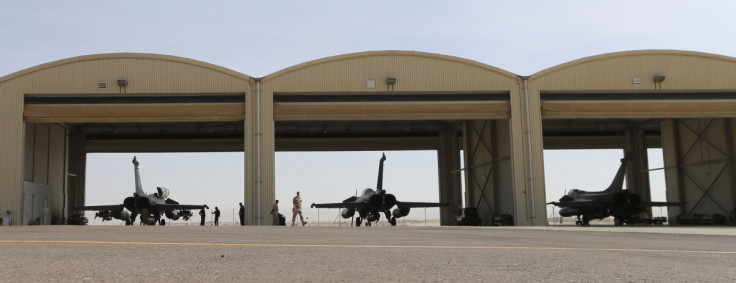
[1,224,735,282]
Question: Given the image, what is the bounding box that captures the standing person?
[141,208,149,225]
[212,207,221,226]
[238,202,245,226]
[292,191,307,226]
[271,200,279,225]
[199,208,206,226]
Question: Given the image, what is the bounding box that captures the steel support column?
[437,125,462,225]
[624,126,651,198]
[624,125,652,217]
[726,119,736,221]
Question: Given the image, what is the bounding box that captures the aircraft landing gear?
[575,215,590,226]
[355,217,362,227]
[390,217,397,226]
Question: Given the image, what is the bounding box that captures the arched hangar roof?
[0,53,253,95]
[530,50,736,91]
[264,50,520,92]
[533,50,736,118]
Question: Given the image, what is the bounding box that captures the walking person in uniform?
[292,191,307,226]
[212,207,221,226]
[238,202,245,226]
[271,200,279,225]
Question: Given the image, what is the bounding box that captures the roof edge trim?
[0,53,253,83]
[530,49,736,80]
[263,50,519,82]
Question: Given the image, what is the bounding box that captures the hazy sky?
[2,1,734,224]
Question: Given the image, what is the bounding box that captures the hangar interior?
[2,50,736,226]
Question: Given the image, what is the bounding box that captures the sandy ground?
[1,224,735,282]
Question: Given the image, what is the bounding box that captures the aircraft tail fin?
[376,153,387,192]
[604,157,629,192]
[133,156,145,195]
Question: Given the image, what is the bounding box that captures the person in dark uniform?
[239,202,245,226]
[199,208,206,226]
[212,207,221,226]
[271,200,279,225]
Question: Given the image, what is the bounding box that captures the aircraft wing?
[547,201,606,209]
[396,201,449,208]
[152,204,208,211]
[75,204,125,211]
[311,201,365,209]
[640,201,685,207]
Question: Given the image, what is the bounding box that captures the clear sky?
[2,1,734,224]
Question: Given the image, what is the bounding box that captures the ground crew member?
[239,202,245,226]
[141,208,149,225]
[271,200,279,225]
[292,191,307,226]
[199,208,206,226]
[212,207,221,226]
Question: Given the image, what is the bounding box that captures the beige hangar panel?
[0,53,252,225]
[535,50,736,119]
[661,118,736,224]
[529,50,736,224]
[261,51,523,226]
[461,120,515,225]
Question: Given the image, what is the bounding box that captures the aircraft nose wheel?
[390,217,397,226]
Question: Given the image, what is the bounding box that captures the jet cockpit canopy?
[156,187,170,199]
[361,188,375,196]
[567,189,586,197]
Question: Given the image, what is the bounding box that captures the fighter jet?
[75,156,208,225]
[547,156,682,226]
[311,153,448,226]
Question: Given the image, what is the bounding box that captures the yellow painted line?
[0,240,734,255]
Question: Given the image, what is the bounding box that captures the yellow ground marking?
[0,240,734,255]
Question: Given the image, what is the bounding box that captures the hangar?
[1,50,735,226]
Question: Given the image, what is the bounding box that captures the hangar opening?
[24,120,246,226]
[544,148,669,225]
[539,109,736,225]
[270,88,517,226]
[84,152,244,225]
[275,151,441,226]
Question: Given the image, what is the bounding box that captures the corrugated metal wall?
[0,79,25,224]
